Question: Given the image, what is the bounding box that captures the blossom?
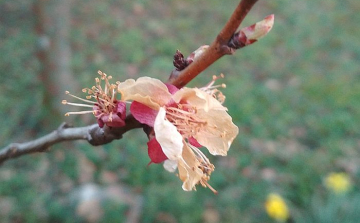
[265,193,289,222]
[62,71,126,128]
[325,172,352,194]
[118,75,238,192]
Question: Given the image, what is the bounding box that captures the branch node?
[173,50,188,71]
[9,144,18,155]
[220,45,236,55]
[59,122,73,129]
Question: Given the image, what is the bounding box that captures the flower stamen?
[64,91,95,104]
[61,100,94,108]
[200,74,226,104]
[186,143,216,193]
[64,111,95,116]
[63,71,127,128]
[166,106,207,138]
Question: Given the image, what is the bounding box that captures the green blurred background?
[1,0,360,222]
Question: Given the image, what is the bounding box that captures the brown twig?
[0,0,259,165]
[169,0,259,88]
[0,116,142,165]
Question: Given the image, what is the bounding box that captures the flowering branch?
[0,0,270,166]
[169,0,259,88]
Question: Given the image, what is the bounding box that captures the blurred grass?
[0,0,360,222]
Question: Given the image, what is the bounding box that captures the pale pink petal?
[118,77,172,110]
[154,107,183,160]
[172,88,226,112]
[194,109,239,156]
[178,144,203,191]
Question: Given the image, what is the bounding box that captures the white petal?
[154,107,183,160]
[163,160,178,173]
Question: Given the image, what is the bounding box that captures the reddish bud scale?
[173,50,188,71]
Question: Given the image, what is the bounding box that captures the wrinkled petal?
[154,107,183,160]
[194,109,239,156]
[178,144,203,191]
[172,88,226,112]
[118,77,172,110]
[163,160,178,173]
[131,101,158,127]
[147,138,168,163]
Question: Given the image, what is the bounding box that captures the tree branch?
[0,116,142,165]
[169,0,259,88]
[0,0,260,165]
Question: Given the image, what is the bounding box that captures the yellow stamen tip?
[65,91,69,94]
[65,113,70,116]
[62,100,67,104]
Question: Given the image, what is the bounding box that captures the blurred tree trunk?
[34,0,76,130]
